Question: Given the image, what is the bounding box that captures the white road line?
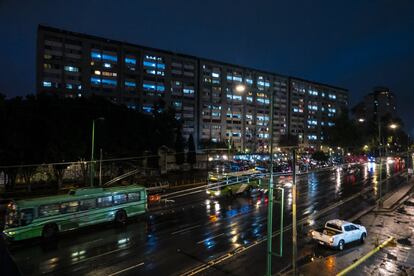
[108,262,145,276]
[196,233,225,244]
[171,224,201,235]
[71,247,125,265]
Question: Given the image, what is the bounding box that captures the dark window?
[113,194,127,205]
[60,201,79,214]
[97,196,113,208]
[20,208,34,226]
[128,192,140,202]
[344,225,352,232]
[79,198,97,211]
[326,223,342,232]
[39,204,60,217]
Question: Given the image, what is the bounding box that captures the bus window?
[128,192,140,202]
[60,201,79,214]
[97,196,113,208]
[113,194,127,205]
[20,208,34,226]
[79,198,96,211]
[39,204,60,217]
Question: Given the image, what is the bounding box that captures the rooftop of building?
[38,24,349,93]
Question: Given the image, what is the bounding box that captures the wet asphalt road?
[7,161,407,276]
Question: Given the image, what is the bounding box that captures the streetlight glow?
[235,84,246,93]
[389,123,398,129]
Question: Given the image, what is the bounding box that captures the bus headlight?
[214,190,221,196]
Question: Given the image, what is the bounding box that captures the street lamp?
[378,121,400,206]
[227,84,247,155]
[90,117,105,187]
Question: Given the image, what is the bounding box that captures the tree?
[324,109,365,152]
[312,151,329,162]
[174,127,185,165]
[187,134,196,166]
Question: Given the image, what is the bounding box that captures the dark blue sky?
[1,0,413,134]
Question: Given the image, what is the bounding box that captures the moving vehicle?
[311,219,367,250]
[206,169,264,197]
[2,185,147,241]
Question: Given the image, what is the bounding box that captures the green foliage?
[324,109,364,151]
[187,134,196,165]
[311,151,329,162]
[174,127,185,165]
[0,95,179,187]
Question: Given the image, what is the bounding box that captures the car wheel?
[42,223,58,240]
[115,210,127,225]
[360,233,366,244]
[338,240,345,251]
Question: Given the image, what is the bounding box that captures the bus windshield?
[5,202,19,228]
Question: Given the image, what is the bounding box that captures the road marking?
[171,224,201,235]
[108,262,145,276]
[71,247,125,265]
[197,233,225,244]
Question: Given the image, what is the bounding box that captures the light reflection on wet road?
[7,161,406,275]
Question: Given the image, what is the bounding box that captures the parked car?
[311,219,367,250]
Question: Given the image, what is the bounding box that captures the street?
[7,162,407,275]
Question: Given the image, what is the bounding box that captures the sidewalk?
[286,178,414,276]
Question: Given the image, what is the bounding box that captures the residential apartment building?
[37,25,348,151]
[352,87,397,123]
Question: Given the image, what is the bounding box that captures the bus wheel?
[42,224,58,240]
[115,210,127,225]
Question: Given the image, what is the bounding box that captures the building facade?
[37,25,348,151]
[352,87,396,123]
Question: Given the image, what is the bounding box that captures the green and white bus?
[206,169,264,197]
[2,185,147,241]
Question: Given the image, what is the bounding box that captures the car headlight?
[329,237,334,243]
[214,190,221,196]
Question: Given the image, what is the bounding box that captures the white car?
[311,219,367,250]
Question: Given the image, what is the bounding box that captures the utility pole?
[99,148,103,186]
[292,148,297,275]
[378,115,383,207]
[90,120,96,187]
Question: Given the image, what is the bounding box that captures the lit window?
[43,81,52,87]
[157,84,165,92]
[246,78,253,85]
[183,88,194,95]
[101,78,117,86]
[143,83,156,91]
[143,61,156,68]
[103,63,111,68]
[91,51,101,59]
[94,70,101,75]
[66,84,73,89]
[102,54,117,62]
[142,106,153,113]
[125,57,136,65]
[90,77,101,85]
[64,66,79,72]
[125,81,136,87]
[212,72,220,78]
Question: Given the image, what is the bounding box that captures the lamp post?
[378,121,400,206]
[90,117,104,187]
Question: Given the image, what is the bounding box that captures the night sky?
[1,0,413,134]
